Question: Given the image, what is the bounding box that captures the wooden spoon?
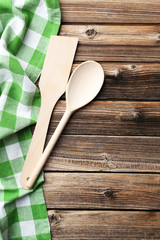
[20,36,78,189]
[26,61,104,189]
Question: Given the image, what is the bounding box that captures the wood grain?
[48,101,160,136]
[45,1,160,239]
[60,24,160,46]
[35,39,160,97]
[59,25,160,62]
[71,63,160,100]
[44,135,160,172]
[38,63,160,101]
[60,0,160,24]
[74,44,160,62]
[44,173,160,210]
[48,210,160,240]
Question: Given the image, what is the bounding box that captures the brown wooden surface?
[44,173,160,210]
[60,25,160,46]
[49,101,160,136]
[71,63,160,100]
[45,136,160,172]
[72,45,160,62]
[59,0,160,23]
[43,0,160,239]
[48,210,160,239]
[60,25,160,62]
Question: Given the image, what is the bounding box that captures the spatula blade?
[39,36,78,97]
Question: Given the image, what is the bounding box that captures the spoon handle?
[26,109,72,189]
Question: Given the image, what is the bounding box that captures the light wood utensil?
[20,36,78,189]
[26,61,104,189]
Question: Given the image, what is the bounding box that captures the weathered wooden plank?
[60,25,160,46]
[44,135,160,172]
[60,0,160,24]
[37,63,160,101]
[48,210,160,239]
[74,44,160,62]
[72,63,160,100]
[44,173,160,209]
[48,101,160,136]
[59,26,160,63]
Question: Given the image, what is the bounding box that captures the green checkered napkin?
[0,0,61,239]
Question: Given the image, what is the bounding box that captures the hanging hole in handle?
[27,177,30,181]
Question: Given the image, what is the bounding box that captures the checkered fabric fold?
[0,0,61,239]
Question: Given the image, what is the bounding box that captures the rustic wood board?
[42,0,160,239]
[59,24,160,62]
[59,0,160,23]
[48,210,160,239]
[44,173,160,210]
[45,135,160,172]
[70,63,160,101]
[74,45,160,62]
[60,25,160,46]
[48,101,160,136]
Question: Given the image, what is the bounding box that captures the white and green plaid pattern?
[0,0,61,239]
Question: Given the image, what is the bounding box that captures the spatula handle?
[20,97,57,188]
[26,109,72,189]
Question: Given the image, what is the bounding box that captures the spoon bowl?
[66,61,104,111]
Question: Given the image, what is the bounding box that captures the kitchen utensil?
[26,60,104,189]
[20,36,78,189]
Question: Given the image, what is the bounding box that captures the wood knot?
[156,33,160,43]
[86,28,97,38]
[103,188,114,199]
[131,64,136,70]
[102,153,116,169]
[49,211,61,225]
[131,111,144,123]
[105,69,124,84]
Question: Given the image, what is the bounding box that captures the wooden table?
[43,1,160,239]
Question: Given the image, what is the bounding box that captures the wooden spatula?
[20,35,78,189]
